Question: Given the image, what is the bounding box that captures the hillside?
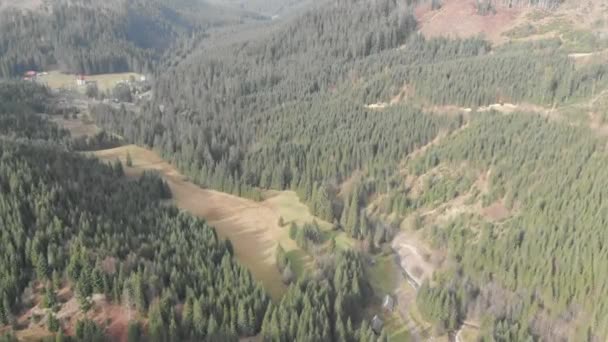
[2,0,608,341]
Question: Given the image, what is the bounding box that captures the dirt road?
[391,233,435,288]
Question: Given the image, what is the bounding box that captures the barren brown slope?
[415,0,525,44]
[415,0,608,46]
[93,145,291,299]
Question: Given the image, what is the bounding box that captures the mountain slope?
[90,0,608,340]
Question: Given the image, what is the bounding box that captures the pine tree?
[237,302,249,336]
[127,321,141,342]
[148,301,166,342]
[207,313,218,337]
[47,313,60,332]
[55,330,66,342]
[169,312,180,342]
[192,298,206,337]
[289,223,298,240]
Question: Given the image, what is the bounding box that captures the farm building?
[76,74,86,86]
[382,295,395,312]
[371,315,384,334]
[23,70,37,81]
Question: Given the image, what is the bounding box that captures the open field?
[37,71,143,92]
[263,190,357,250]
[263,190,333,230]
[369,254,402,296]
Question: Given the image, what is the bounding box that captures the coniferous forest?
[2,0,608,341]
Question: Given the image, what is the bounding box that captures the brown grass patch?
[392,232,440,287]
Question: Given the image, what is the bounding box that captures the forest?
[2,0,608,340]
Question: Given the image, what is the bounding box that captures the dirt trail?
[391,234,436,289]
[568,49,608,62]
[94,145,290,299]
[394,284,426,342]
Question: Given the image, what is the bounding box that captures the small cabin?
[382,295,395,312]
[23,70,37,81]
[76,74,86,86]
[371,315,384,334]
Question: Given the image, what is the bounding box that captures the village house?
[23,70,37,81]
[76,74,86,86]
[371,315,384,335]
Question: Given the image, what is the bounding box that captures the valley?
[1,0,608,341]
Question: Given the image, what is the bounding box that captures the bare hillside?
[416,0,608,48]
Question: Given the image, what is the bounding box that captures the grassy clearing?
[365,251,414,340]
[37,70,142,92]
[263,190,333,230]
[368,253,400,296]
[408,300,432,334]
[368,257,412,338]
[263,191,358,248]
[285,249,308,277]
